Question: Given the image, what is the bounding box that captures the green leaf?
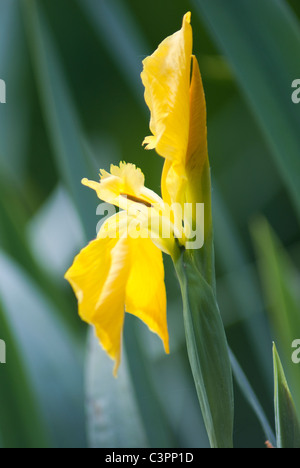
[229,349,276,446]
[0,176,78,334]
[213,187,273,380]
[273,343,300,448]
[173,249,234,448]
[0,0,29,182]
[85,329,148,448]
[133,309,210,448]
[0,297,49,448]
[124,317,178,448]
[22,0,96,240]
[77,0,148,104]
[193,0,300,217]
[251,217,300,416]
[0,252,86,448]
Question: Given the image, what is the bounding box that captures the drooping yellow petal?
[65,235,128,375]
[65,211,170,375]
[141,12,193,164]
[125,237,169,353]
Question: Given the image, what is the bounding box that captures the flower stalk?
[173,244,234,448]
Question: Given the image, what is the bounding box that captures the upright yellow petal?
[161,159,172,206]
[161,159,187,208]
[125,237,169,353]
[186,56,208,182]
[141,12,192,164]
[185,55,210,222]
[141,13,209,215]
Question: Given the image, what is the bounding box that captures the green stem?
[173,247,234,448]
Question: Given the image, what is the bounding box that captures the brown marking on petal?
[120,193,153,208]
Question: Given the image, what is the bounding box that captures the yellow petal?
[65,235,128,375]
[161,159,187,207]
[65,212,170,375]
[161,158,188,240]
[86,165,178,255]
[184,55,210,225]
[186,56,208,181]
[125,237,169,354]
[82,162,144,203]
[96,235,130,375]
[141,12,193,164]
[98,210,133,240]
[82,161,164,213]
[161,159,172,206]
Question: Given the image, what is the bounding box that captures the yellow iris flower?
[65,12,208,375]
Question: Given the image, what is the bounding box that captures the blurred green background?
[0,0,300,448]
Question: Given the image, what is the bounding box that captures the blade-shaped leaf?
[0,0,29,182]
[251,217,300,416]
[77,0,148,105]
[86,329,148,448]
[0,297,49,448]
[0,177,78,333]
[22,0,96,240]
[174,250,234,448]
[193,0,300,217]
[273,343,300,448]
[213,187,273,382]
[124,317,179,448]
[229,349,276,447]
[0,251,86,448]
